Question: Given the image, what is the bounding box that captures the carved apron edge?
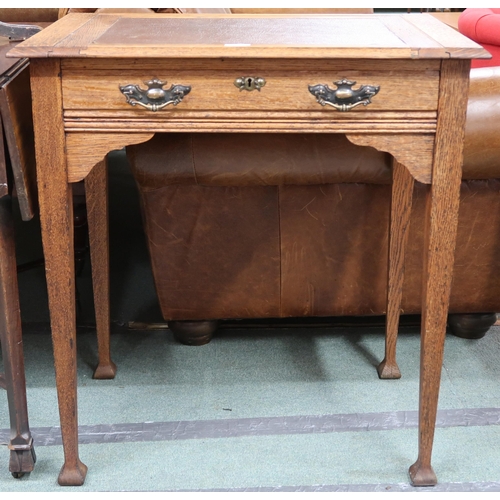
[346,133,434,184]
[65,132,154,183]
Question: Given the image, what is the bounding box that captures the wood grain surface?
[378,160,414,379]
[63,116,437,136]
[85,159,117,380]
[29,58,87,486]
[65,132,153,183]
[0,64,37,220]
[409,58,472,487]
[61,66,439,113]
[61,57,442,72]
[346,133,434,184]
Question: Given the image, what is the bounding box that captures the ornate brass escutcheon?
[119,78,191,111]
[308,79,380,112]
[234,76,266,91]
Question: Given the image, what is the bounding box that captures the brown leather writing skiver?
[7,12,489,487]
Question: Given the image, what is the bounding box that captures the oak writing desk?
[8,13,489,486]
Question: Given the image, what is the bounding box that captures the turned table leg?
[409,59,471,487]
[30,59,87,486]
[85,158,116,379]
[0,195,36,477]
[378,159,414,379]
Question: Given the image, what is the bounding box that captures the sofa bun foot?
[448,313,497,340]
[168,320,218,345]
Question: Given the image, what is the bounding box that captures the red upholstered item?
[459,8,500,68]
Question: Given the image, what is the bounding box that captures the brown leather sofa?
[126,61,500,345]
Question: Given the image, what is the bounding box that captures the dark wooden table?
[8,13,489,486]
[0,32,36,478]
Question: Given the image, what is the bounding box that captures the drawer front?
[62,60,440,115]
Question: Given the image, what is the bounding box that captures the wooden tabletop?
[8,13,489,60]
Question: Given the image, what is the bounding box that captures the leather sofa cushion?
[128,133,392,188]
[135,179,500,320]
[140,183,281,320]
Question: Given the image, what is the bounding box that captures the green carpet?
[1,324,500,491]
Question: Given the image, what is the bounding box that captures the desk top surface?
[8,13,489,60]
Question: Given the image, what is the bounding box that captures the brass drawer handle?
[234,76,266,91]
[308,79,380,112]
[119,78,191,111]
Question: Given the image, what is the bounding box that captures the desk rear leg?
[85,158,116,379]
[378,159,414,379]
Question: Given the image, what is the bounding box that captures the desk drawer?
[62,59,440,115]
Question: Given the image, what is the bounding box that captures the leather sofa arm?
[463,66,500,178]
